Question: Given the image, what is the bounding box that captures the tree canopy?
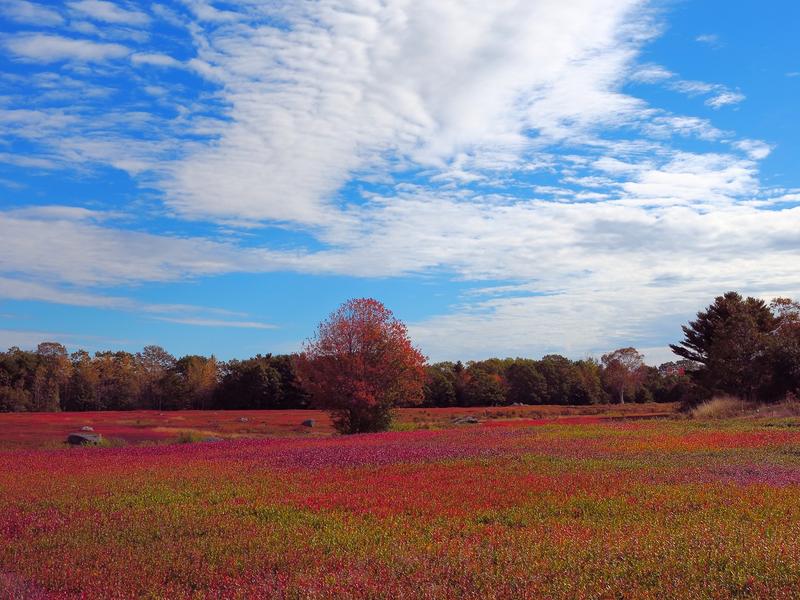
[295,298,427,433]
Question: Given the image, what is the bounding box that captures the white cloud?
[0,329,84,350]
[0,276,132,308]
[734,139,772,160]
[5,205,115,221]
[671,79,717,96]
[616,152,759,207]
[670,79,745,109]
[0,210,278,286]
[180,0,240,23]
[1,0,64,26]
[643,115,723,140]
[130,52,183,68]
[166,0,653,224]
[706,90,746,109]
[4,34,129,63]
[152,317,275,329]
[630,63,673,83]
[0,152,59,169]
[67,0,150,26]
[695,33,721,47]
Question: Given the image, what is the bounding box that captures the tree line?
[0,343,688,413]
[0,347,309,413]
[1,291,798,414]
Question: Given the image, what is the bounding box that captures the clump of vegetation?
[691,395,750,419]
[176,430,206,444]
[692,394,800,420]
[96,437,127,448]
[756,395,800,419]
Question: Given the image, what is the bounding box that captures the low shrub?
[757,395,800,419]
[176,430,206,444]
[691,395,750,419]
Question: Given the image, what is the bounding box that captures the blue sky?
[0,0,798,364]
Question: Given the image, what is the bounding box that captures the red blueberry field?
[3,406,800,598]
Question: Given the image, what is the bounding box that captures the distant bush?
[177,430,205,444]
[691,395,750,419]
[96,437,127,448]
[691,393,800,420]
[756,394,800,419]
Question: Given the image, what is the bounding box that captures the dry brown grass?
[756,396,800,419]
[692,394,800,420]
[691,395,751,419]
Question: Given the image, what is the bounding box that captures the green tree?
[670,292,776,401]
[64,350,100,411]
[137,345,176,411]
[215,356,283,410]
[505,359,547,405]
[761,298,800,401]
[536,355,576,405]
[462,364,507,406]
[601,347,646,404]
[571,358,606,404]
[174,355,218,410]
[93,351,141,410]
[0,347,37,412]
[423,363,457,407]
[34,342,70,411]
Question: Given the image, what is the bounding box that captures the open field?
[2,410,800,598]
[0,403,676,450]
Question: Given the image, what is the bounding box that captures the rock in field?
[302,419,315,427]
[67,433,102,445]
[452,416,480,425]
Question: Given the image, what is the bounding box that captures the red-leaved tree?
[295,298,426,434]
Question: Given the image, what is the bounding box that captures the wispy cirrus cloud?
[152,317,275,330]
[4,33,129,63]
[130,52,183,68]
[695,33,721,47]
[67,0,150,26]
[1,0,64,26]
[705,90,746,109]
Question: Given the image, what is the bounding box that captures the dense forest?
[1,291,798,412]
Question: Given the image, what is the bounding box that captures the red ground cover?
[0,403,676,449]
[1,416,799,598]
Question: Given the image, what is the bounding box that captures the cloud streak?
[4,33,130,63]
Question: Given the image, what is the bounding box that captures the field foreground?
[2,413,800,598]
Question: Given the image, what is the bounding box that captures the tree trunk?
[619,388,625,404]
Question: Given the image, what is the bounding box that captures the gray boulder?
[67,432,102,445]
[453,416,480,425]
[302,419,315,427]
[80,425,94,431]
